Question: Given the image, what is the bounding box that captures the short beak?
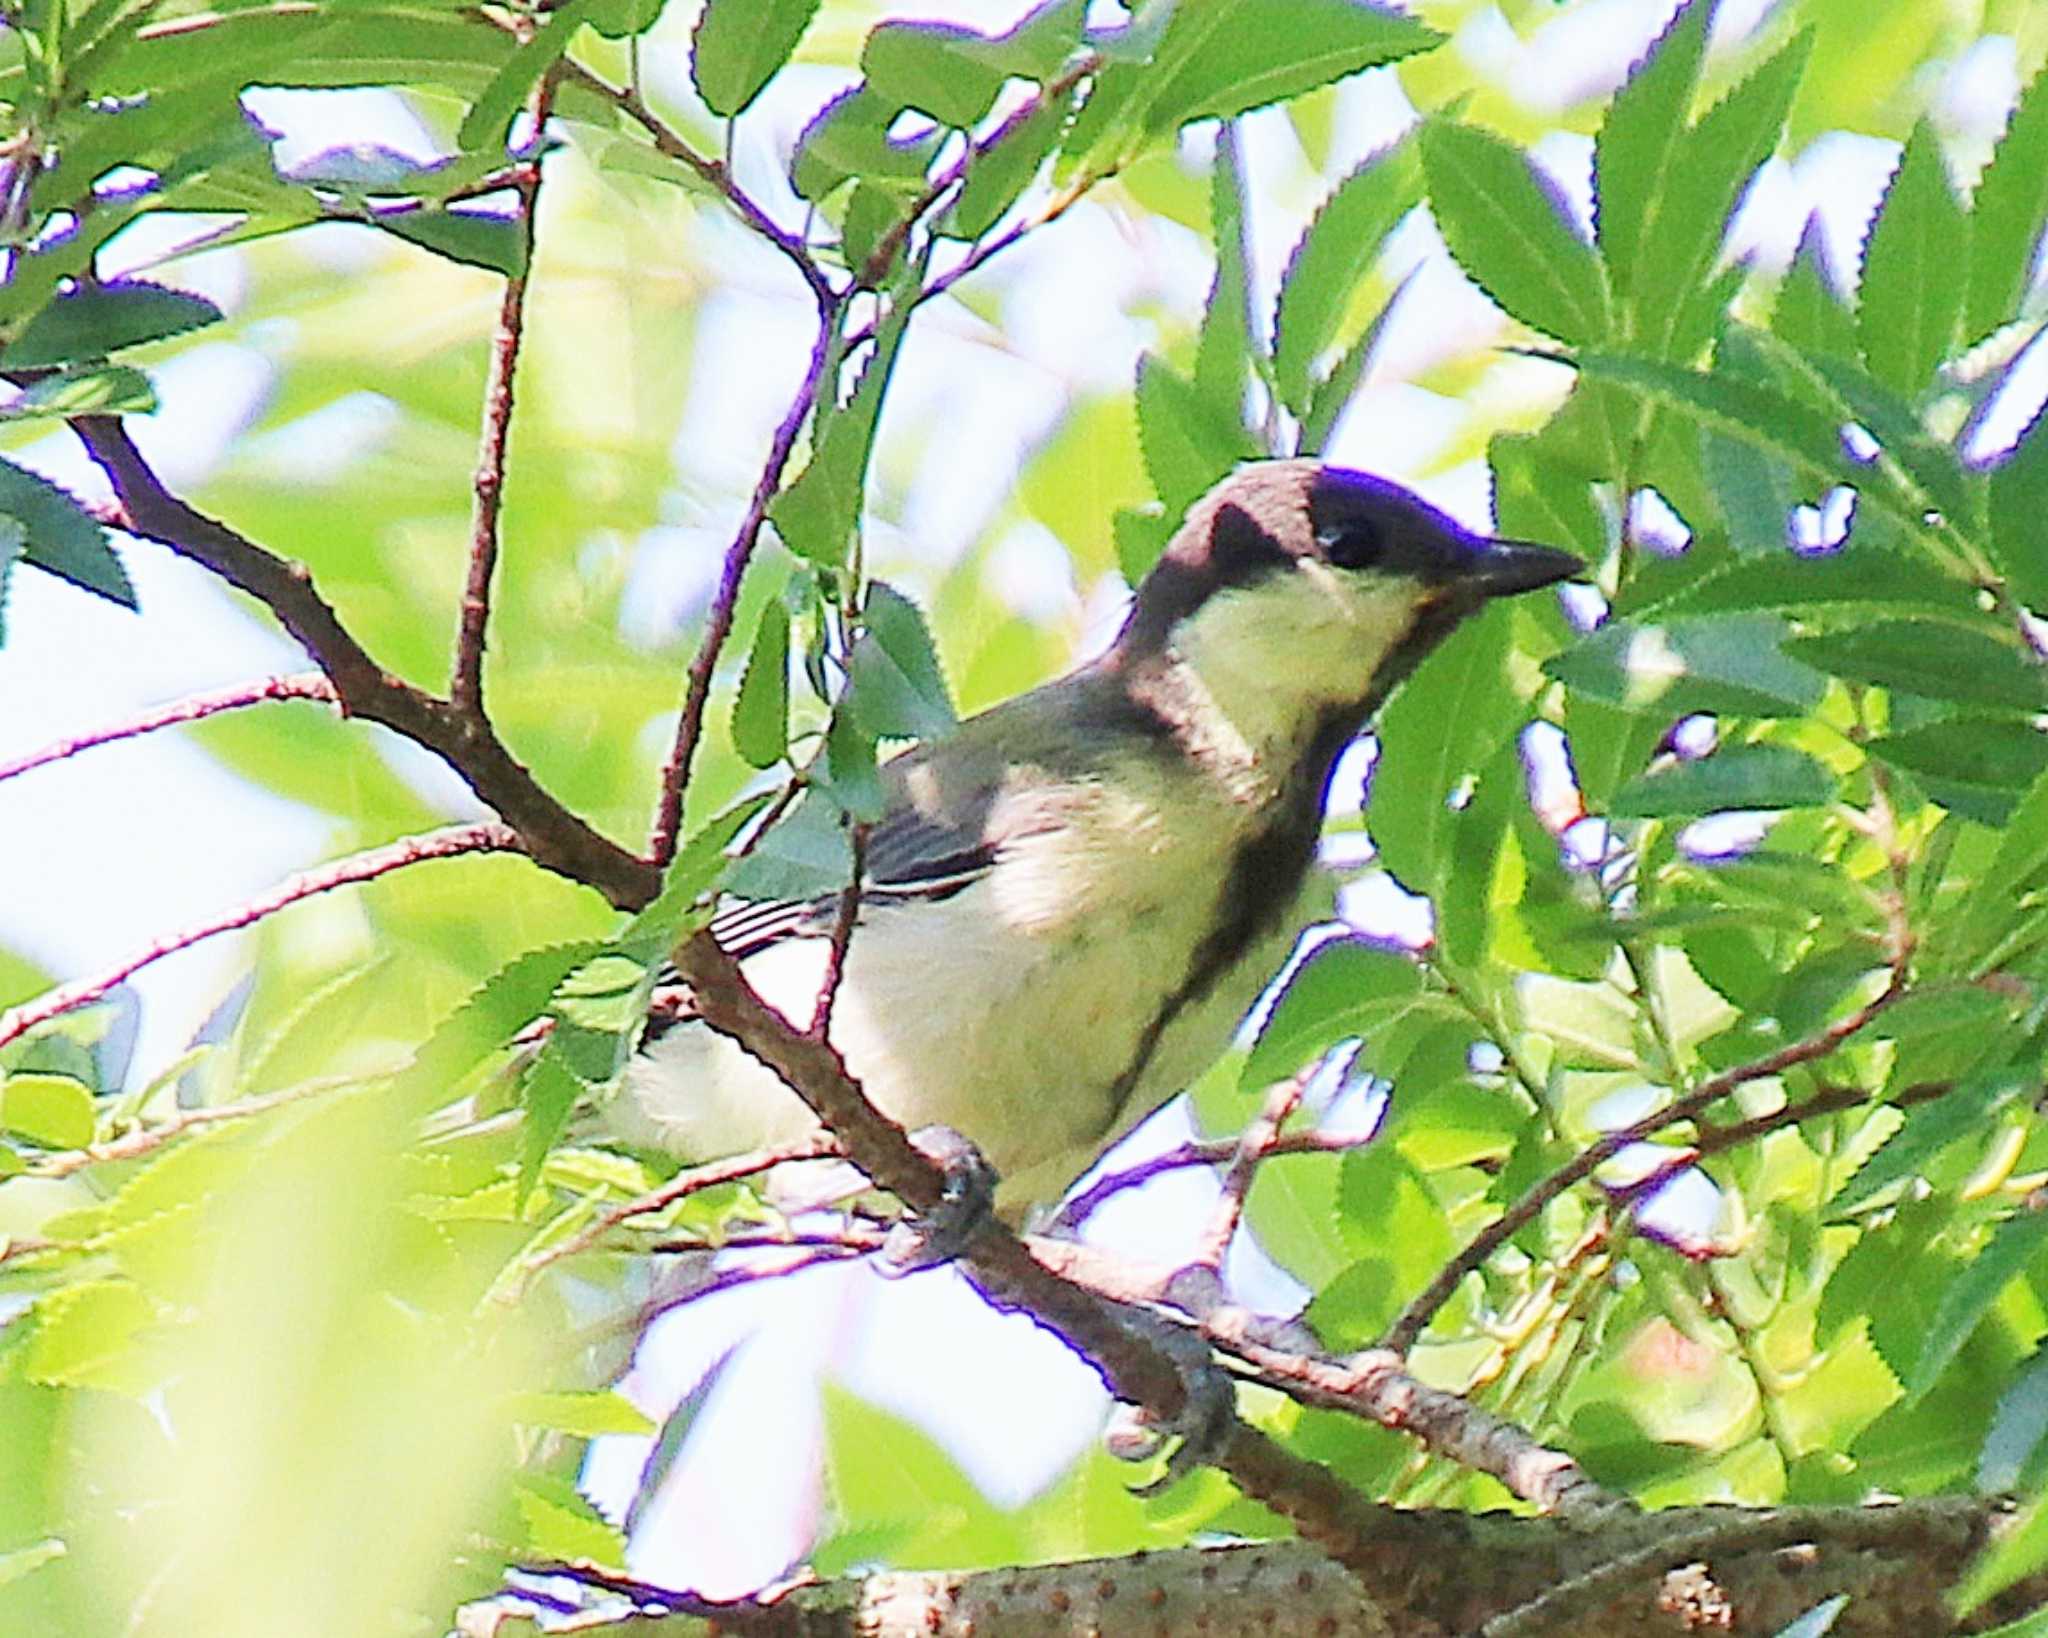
[1465,538,1583,597]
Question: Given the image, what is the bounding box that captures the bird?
[609,459,1580,1221]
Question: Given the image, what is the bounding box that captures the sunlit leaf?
[1857,122,1967,398]
[1965,69,2048,343]
[1611,743,1836,818]
[1420,119,1608,346]
[691,0,820,118]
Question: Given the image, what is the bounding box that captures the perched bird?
[612,460,1579,1218]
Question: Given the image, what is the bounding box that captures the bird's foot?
[1102,1307,1240,1494]
[878,1125,999,1276]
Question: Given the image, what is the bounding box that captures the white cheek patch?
[1171,566,1422,754]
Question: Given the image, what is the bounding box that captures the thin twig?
[808,822,867,1040]
[1189,1068,1312,1271]
[648,314,836,864]
[26,1076,357,1179]
[1605,1078,1955,1208]
[515,1133,844,1286]
[841,167,1104,353]
[552,57,834,308]
[1053,1126,1372,1231]
[1381,962,1911,1356]
[453,71,556,716]
[69,418,657,906]
[0,672,336,785]
[0,823,522,1052]
[853,52,1099,288]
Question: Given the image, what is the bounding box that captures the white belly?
[612,838,1329,1217]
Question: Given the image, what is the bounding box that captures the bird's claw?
[878,1125,999,1276]
[1102,1308,1239,1494]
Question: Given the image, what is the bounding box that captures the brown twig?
[0,672,336,785]
[552,57,834,309]
[1381,965,1912,1356]
[841,167,1106,353]
[1053,1126,1372,1231]
[853,53,1099,288]
[70,418,658,907]
[1189,1068,1312,1272]
[514,1133,844,1286]
[669,926,1400,1581]
[453,71,556,717]
[648,313,836,864]
[26,1076,358,1179]
[1606,1078,1956,1208]
[0,822,523,1052]
[808,821,867,1039]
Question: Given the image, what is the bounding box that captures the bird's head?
[1110,460,1581,758]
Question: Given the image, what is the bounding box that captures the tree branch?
[69,417,658,907]
[648,312,836,863]
[0,822,522,1052]
[1381,965,1912,1356]
[453,71,556,717]
[0,672,336,785]
[667,926,1406,1584]
[1050,1126,1371,1232]
[551,58,835,309]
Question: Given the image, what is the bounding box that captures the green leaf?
[1610,743,1836,818]
[1773,213,1857,361]
[1370,609,1530,902]
[1593,0,1708,305]
[1,1072,96,1148]
[1857,121,1968,398]
[3,279,222,368]
[864,22,1008,128]
[0,364,156,420]
[944,85,1070,240]
[1628,28,1810,362]
[770,296,914,566]
[1574,350,1953,555]
[1989,404,2048,611]
[1490,428,1607,560]
[0,1540,65,1592]
[691,0,819,119]
[1545,613,1825,719]
[1112,503,1173,584]
[863,2,1083,129]
[845,580,955,741]
[1866,720,2048,826]
[0,517,21,645]
[1134,352,1253,510]
[0,454,135,609]
[1300,265,1416,454]
[513,1473,627,1565]
[25,1278,153,1390]
[1908,1206,2048,1401]
[375,207,526,278]
[732,601,791,768]
[1645,540,1975,620]
[1272,132,1421,414]
[1244,937,1424,1089]
[1966,71,2048,342]
[507,1389,656,1437]
[1420,119,1609,345]
[790,86,938,202]
[458,1,591,153]
[820,707,884,822]
[1829,1070,2032,1218]
[1193,128,1254,435]
[1948,765,2048,973]
[1067,0,1441,166]
[388,939,607,1114]
[1784,622,2048,713]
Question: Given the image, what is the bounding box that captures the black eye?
[1317,521,1382,571]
